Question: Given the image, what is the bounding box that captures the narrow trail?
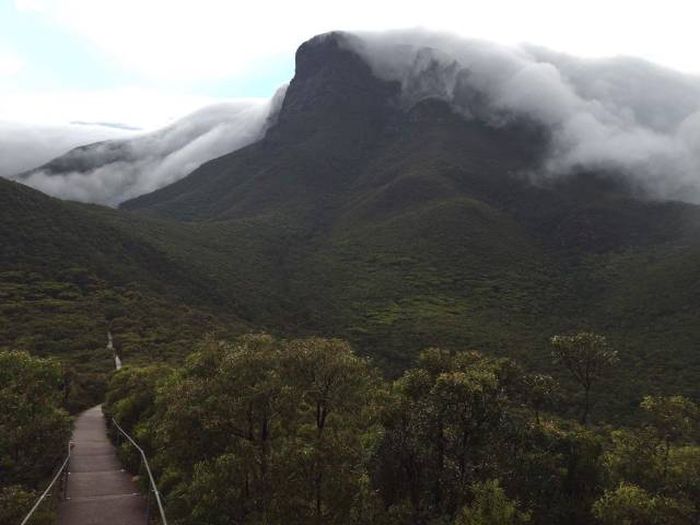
[57,406,147,525]
[107,331,122,370]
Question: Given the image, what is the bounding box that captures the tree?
[157,334,292,523]
[521,373,558,424]
[373,349,518,520]
[104,364,172,433]
[0,350,71,488]
[599,396,699,522]
[641,396,699,443]
[454,479,530,525]
[103,364,172,473]
[152,334,381,524]
[284,337,381,524]
[550,332,618,424]
[592,483,693,525]
[0,485,54,525]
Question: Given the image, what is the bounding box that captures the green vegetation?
[0,485,54,525]
[106,335,380,524]
[3,128,700,421]
[0,177,243,411]
[3,86,700,419]
[0,350,71,523]
[104,333,699,525]
[454,480,531,525]
[3,36,699,524]
[550,333,618,424]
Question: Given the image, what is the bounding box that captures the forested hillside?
[102,333,700,525]
[2,29,700,525]
[122,33,700,412]
[0,177,247,409]
[0,351,71,524]
[2,33,699,416]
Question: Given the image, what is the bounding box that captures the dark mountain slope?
[0,177,256,408]
[123,34,400,221]
[117,32,700,413]
[5,32,699,418]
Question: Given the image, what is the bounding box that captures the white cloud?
[0,87,227,129]
[8,90,285,205]
[14,0,49,11]
[0,121,132,178]
[17,0,700,82]
[350,30,700,202]
[0,49,23,76]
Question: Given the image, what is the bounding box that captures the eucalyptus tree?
[153,334,381,524]
[550,332,618,424]
[0,350,71,488]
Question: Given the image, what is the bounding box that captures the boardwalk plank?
[58,406,148,525]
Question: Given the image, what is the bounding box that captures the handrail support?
[19,442,72,525]
[111,417,168,525]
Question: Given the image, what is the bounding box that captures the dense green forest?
[2,333,698,523]
[0,351,71,524]
[4,32,700,422]
[2,31,700,524]
[96,333,698,525]
[0,177,245,411]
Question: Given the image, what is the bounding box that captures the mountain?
[123,32,700,409]
[13,101,276,205]
[0,121,131,179]
[3,32,699,417]
[0,176,253,409]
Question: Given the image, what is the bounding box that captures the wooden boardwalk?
[57,406,147,525]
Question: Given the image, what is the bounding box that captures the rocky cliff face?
[120,32,546,219]
[269,32,400,148]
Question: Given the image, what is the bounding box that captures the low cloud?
[0,121,131,178]
[9,87,286,206]
[0,48,24,76]
[7,31,700,206]
[349,30,700,202]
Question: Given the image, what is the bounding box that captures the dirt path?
[57,406,147,525]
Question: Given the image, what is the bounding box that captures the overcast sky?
[1,0,699,129]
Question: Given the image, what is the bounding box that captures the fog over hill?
[4,30,700,206]
[0,121,132,178]
[6,90,286,205]
[347,30,700,202]
[2,29,700,418]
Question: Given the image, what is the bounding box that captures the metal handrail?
[111,418,168,525]
[19,442,72,525]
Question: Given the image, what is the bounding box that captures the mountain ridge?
[1,32,699,416]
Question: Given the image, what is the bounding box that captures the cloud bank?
[10,88,286,206]
[6,31,700,206]
[349,30,700,202]
[0,121,132,178]
[16,0,700,83]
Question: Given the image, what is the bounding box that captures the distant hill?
[0,177,251,409]
[3,32,699,417]
[14,101,276,205]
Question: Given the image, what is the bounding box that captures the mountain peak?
[270,32,400,144]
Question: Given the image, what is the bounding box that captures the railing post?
[111,417,168,525]
[63,441,72,501]
[19,443,72,525]
[62,465,68,501]
[145,486,152,524]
